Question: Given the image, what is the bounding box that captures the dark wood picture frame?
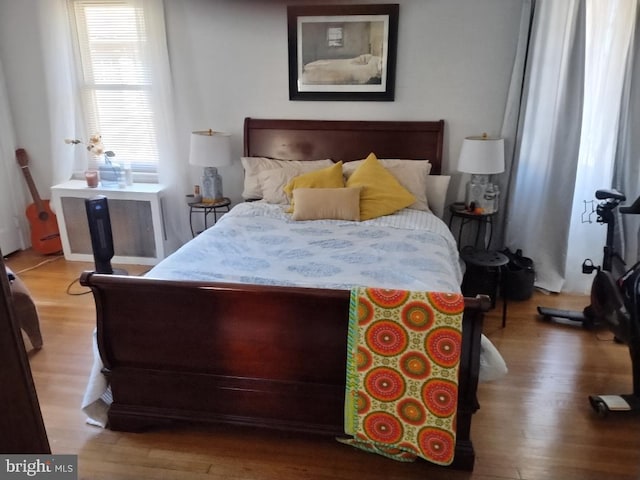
[287,4,399,101]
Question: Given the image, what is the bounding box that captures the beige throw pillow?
[291,187,361,221]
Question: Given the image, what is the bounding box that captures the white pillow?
[425,175,451,219]
[258,169,295,205]
[241,157,334,200]
[343,159,432,211]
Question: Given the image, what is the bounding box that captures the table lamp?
[458,134,505,210]
[189,130,232,203]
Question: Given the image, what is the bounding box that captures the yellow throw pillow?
[343,158,432,211]
[284,161,344,208]
[291,187,361,221]
[346,153,415,220]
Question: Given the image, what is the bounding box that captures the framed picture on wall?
[287,4,399,101]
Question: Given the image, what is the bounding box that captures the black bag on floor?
[502,248,535,301]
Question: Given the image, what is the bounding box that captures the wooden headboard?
[243,118,444,175]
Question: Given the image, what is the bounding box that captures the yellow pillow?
[291,187,361,221]
[346,153,415,220]
[284,161,344,209]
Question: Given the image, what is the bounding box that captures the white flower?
[65,133,115,158]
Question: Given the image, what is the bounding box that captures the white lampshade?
[189,130,232,167]
[458,135,505,174]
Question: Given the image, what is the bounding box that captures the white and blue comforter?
[147,202,463,292]
[82,203,506,428]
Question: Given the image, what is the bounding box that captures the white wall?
[0,0,524,228]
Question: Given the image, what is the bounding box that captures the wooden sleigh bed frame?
[80,118,489,471]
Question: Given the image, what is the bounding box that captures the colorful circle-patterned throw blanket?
[342,287,464,465]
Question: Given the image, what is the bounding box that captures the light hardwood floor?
[5,249,640,480]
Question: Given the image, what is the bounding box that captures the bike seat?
[620,194,640,214]
[595,189,626,201]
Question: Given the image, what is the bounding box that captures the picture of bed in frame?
[80,118,500,471]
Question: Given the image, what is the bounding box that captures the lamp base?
[465,174,489,209]
[465,174,500,213]
[202,167,224,203]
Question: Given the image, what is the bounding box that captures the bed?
[80,118,497,471]
[302,54,382,85]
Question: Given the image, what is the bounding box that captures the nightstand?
[188,197,231,237]
[448,204,497,250]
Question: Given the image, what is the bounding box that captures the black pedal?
[582,259,599,274]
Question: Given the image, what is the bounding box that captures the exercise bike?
[538,189,640,415]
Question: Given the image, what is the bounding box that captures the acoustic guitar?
[16,149,62,255]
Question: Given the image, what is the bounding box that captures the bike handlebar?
[620,195,640,215]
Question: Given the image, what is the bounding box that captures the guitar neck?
[20,165,46,213]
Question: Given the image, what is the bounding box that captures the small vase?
[99,158,122,188]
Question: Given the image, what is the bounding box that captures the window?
[327,26,343,47]
[69,0,158,176]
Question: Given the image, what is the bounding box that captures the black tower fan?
[84,196,127,275]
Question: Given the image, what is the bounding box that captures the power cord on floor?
[12,254,64,275]
[7,252,147,296]
[594,330,618,342]
[66,277,92,296]
[6,254,91,296]
[65,268,150,296]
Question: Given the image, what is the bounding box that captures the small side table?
[189,198,231,237]
[460,248,509,327]
[448,204,497,250]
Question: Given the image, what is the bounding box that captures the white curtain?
[38,0,85,184]
[504,0,585,293]
[131,0,188,252]
[39,0,186,252]
[614,6,640,269]
[496,0,534,240]
[0,57,27,253]
[564,0,637,292]
[504,0,638,294]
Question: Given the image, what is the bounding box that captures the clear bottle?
[124,163,133,185]
[466,174,488,209]
[483,183,497,213]
[492,184,500,213]
[118,166,126,188]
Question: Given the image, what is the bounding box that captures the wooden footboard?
[80,272,488,471]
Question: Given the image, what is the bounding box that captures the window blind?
[70,0,158,174]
